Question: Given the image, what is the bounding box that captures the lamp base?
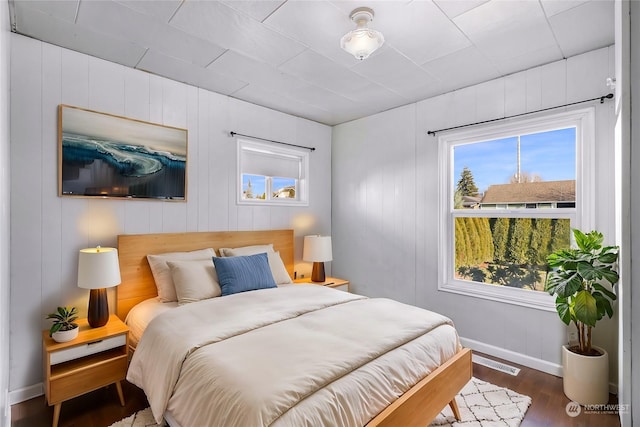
[311,262,326,282]
[88,288,109,328]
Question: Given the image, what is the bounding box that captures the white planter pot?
[51,327,79,343]
[562,344,609,405]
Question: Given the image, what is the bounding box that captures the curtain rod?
[229,131,316,151]
[427,93,614,136]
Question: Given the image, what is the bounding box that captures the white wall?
[627,2,640,425]
[332,47,618,381]
[8,34,332,401]
[614,1,632,426]
[0,0,10,424]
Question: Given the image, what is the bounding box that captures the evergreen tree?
[464,217,481,264]
[491,218,510,262]
[529,219,553,265]
[456,166,479,196]
[507,218,532,264]
[462,220,473,266]
[454,218,468,268]
[549,219,571,253]
[455,217,494,268]
[475,217,494,262]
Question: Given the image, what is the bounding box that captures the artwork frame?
[58,105,188,201]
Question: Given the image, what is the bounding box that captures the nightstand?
[294,276,350,292]
[42,314,129,427]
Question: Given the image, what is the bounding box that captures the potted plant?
[47,306,79,343]
[545,228,619,405]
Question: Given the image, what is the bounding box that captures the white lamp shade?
[77,247,121,289]
[303,235,332,262]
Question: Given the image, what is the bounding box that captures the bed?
[117,229,472,427]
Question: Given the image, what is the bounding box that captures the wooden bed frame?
[116,229,472,426]
[116,229,295,320]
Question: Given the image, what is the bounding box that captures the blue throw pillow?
[212,252,277,296]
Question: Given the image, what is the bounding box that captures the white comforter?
[127,285,459,426]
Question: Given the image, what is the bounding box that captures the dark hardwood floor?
[10,381,148,427]
[11,352,621,427]
[473,353,621,427]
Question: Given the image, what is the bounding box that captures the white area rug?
[109,377,531,427]
[430,377,532,427]
[108,407,162,427]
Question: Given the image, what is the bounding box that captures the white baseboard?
[8,383,42,405]
[461,337,618,395]
[460,336,563,377]
[2,387,9,427]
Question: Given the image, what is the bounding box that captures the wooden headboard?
[116,229,294,320]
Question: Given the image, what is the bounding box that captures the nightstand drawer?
[49,351,127,403]
[329,284,349,292]
[50,334,126,365]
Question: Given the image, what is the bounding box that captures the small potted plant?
[47,306,79,343]
[545,228,619,405]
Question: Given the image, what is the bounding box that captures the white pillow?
[268,251,293,285]
[167,259,221,305]
[218,244,274,257]
[147,248,215,302]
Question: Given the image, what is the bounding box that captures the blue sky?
[453,127,576,194]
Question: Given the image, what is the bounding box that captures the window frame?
[437,107,595,310]
[237,138,310,206]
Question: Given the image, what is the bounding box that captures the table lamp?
[303,235,332,282]
[77,246,121,328]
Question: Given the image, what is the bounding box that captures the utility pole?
[516,135,521,183]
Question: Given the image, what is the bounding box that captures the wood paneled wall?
[8,34,331,399]
[332,46,618,383]
[0,2,11,422]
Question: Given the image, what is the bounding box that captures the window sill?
[237,199,309,207]
[438,280,556,311]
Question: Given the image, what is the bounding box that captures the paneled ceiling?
[9,0,614,126]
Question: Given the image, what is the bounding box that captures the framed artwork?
[58,105,187,200]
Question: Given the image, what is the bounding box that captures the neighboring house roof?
[274,186,295,198]
[480,180,575,204]
[462,195,482,208]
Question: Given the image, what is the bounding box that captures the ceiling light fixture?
[340,7,385,60]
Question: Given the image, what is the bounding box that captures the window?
[438,108,595,310]
[237,138,309,206]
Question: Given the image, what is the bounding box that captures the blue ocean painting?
[60,106,187,199]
